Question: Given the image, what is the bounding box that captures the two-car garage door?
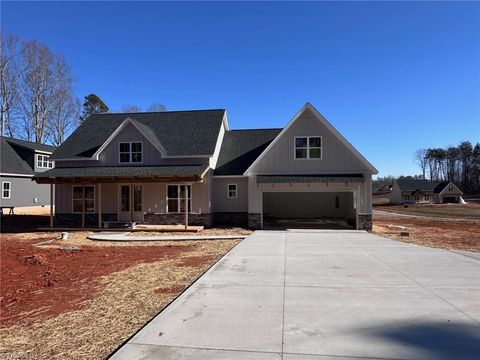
[262,191,357,229]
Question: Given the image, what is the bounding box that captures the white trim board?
[0,173,34,178]
[243,102,378,175]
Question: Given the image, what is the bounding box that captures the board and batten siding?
[0,176,51,207]
[55,179,211,215]
[250,108,371,175]
[212,177,248,212]
[55,183,117,214]
[98,123,162,166]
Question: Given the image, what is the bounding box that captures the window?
[405,195,410,200]
[227,184,237,198]
[37,154,53,168]
[167,184,191,213]
[335,196,340,209]
[2,182,11,199]
[119,142,142,163]
[72,185,95,213]
[294,136,322,159]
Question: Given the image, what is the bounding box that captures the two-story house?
[34,103,377,230]
[1,136,55,211]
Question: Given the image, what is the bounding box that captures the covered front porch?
[33,165,211,230]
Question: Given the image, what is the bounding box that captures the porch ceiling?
[33,165,209,184]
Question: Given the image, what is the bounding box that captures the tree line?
[414,141,480,194]
[1,33,165,145]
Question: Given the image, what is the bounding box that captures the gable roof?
[214,129,282,175]
[396,179,461,194]
[243,103,378,175]
[1,137,55,176]
[2,136,54,153]
[51,109,226,160]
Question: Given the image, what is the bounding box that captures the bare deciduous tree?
[121,104,141,113]
[0,33,22,137]
[413,148,427,180]
[17,40,78,143]
[147,102,166,112]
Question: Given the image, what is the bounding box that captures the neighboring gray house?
[0,136,55,209]
[390,179,463,204]
[34,103,378,230]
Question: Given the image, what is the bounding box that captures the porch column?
[97,183,102,229]
[49,183,54,228]
[184,184,188,230]
[81,186,85,228]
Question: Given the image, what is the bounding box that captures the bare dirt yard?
[0,229,241,359]
[373,201,480,252]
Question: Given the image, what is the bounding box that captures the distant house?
[0,136,55,209]
[390,179,463,204]
[34,103,378,230]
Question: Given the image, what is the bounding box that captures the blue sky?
[2,1,479,177]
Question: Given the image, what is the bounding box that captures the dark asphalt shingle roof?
[34,165,209,179]
[214,129,282,175]
[1,138,33,175]
[51,109,225,159]
[257,174,364,183]
[2,136,55,153]
[396,179,460,194]
[1,137,54,175]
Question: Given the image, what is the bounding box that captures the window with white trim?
[227,184,237,198]
[72,185,95,213]
[2,181,11,199]
[37,154,53,168]
[119,142,142,163]
[167,184,191,213]
[294,136,322,159]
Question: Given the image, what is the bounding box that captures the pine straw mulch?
[0,239,240,360]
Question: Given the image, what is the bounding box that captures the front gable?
[96,121,164,165]
[245,103,377,175]
[439,182,463,195]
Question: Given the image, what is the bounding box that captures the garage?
[262,191,356,229]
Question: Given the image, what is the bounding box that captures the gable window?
[167,184,191,213]
[294,136,322,159]
[72,185,95,213]
[119,142,142,163]
[37,154,53,168]
[227,184,237,198]
[2,181,11,199]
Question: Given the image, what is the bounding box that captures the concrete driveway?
[111,230,480,360]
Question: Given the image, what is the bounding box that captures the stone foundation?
[144,213,213,227]
[55,213,117,227]
[213,212,248,227]
[357,214,372,231]
[248,213,262,229]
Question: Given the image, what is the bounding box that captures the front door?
[118,184,143,222]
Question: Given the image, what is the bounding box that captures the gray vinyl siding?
[55,179,211,215]
[389,182,402,203]
[0,176,51,207]
[98,123,163,165]
[250,108,370,175]
[212,177,248,212]
[34,151,54,172]
[55,183,118,214]
[246,108,373,216]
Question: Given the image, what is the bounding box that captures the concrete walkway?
[111,230,480,360]
[88,232,247,241]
